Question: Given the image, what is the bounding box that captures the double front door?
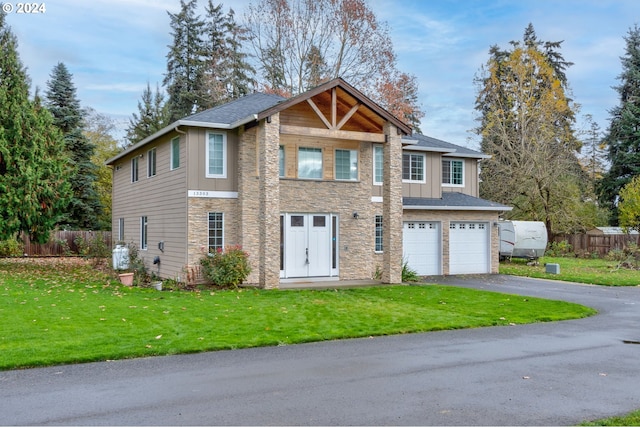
[282,213,336,278]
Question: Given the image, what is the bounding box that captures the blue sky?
[5,0,640,148]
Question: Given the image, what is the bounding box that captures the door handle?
[305,248,309,265]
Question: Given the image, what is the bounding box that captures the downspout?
[174,126,188,276]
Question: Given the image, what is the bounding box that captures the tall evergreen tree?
[221,8,255,100]
[45,62,101,230]
[475,25,582,238]
[164,0,206,122]
[598,25,640,225]
[0,13,72,242]
[125,82,169,145]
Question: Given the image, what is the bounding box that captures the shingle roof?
[404,192,511,211]
[182,93,286,126]
[403,133,489,158]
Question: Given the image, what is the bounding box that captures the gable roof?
[107,78,414,165]
[402,133,489,159]
[181,93,286,126]
[257,77,412,136]
[106,93,286,165]
[404,193,511,211]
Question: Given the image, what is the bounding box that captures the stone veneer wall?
[402,210,500,274]
[382,123,403,284]
[185,197,240,280]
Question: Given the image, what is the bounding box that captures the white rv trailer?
[499,221,548,260]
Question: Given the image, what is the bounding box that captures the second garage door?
[403,221,441,275]
[449,222,490,274]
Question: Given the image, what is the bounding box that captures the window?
[279,145,285,177]
[206,132,227,178]
[402,153,425,182]
[335,149,358,181]
[442,159,464,186]
[208,212,224,251]
[140,216,148,250]
[171,137,180,170]
[147,148,156,177]
[373,145,383,185]
[131,157,139,182]
[375,215,383,252]
[118,218,124,241]
[298,147,322,179]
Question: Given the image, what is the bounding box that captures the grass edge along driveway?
[0,258,595,371]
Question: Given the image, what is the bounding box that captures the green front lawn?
[500,256,640,286]
[581,409,640,426]
[0,258,595,370]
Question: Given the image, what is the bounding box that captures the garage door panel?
[403,222,440,276]
[449,222,489,274]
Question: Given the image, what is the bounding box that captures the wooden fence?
[21,230,113,256]
[553,233,640,257]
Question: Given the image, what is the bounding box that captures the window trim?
[131,157,139,182]
[208,212,224,252]
[442,158,465,187]
[170,137,180,170]
[206,131,227,179]
[279,145,285,178]
[140,216,148,250]
[334,148,359,181]
[297,147,323,180]
[147,147,157,178]
[375,215,383,253]
[402,152,426,183]
[373,144,383,186]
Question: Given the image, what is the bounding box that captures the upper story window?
[131,157,139,182]
[402,152,425,183]
[170,137,180,170]
[147,148,157,178]
[298,147,322,179]
[373,144,383,185]
[442,158,464,186]
[335,149,358,181]
[279,145,285,177]
[206,132,227,178]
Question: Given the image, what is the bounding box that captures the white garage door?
[449,222,490,274]
[403,221,440,275]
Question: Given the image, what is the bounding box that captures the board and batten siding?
[441,157,479,197]
[401,151,442,199]
[111,131,188,280]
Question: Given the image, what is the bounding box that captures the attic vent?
[115,165,122,171]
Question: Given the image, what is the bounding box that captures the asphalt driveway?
[1,275,639,425]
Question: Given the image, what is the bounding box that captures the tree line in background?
[3,2,640,243]
[474,22,640,237]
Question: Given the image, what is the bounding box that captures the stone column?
[237,126,260,285]
[382,123,403,284]
[258,114,281,289]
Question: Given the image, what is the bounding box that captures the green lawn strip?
[0,259,595,370]
[499,256,640,286]
[580,409,640,426]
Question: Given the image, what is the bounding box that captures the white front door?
[284,214,333,278]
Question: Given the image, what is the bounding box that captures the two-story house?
[106,78,510,288]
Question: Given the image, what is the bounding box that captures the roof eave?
[403,205,513,211]
[105,115,258,165]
